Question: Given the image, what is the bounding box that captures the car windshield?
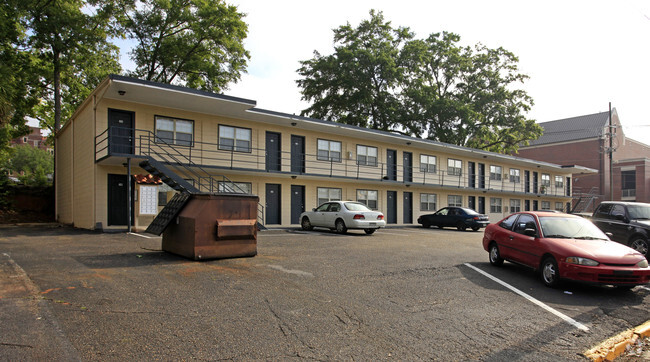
[539,216,609,240]
[344,202,372,212]
[627,205,650,220]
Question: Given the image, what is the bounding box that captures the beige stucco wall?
[62,94,575,230]
[71,102,96,229]
[55,121,73,224]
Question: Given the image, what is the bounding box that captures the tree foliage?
[297,10,412,133]
[25,0,122,133]
[297,11,542,153]
[4,145,54,186]
[0,0,41,155]
[119,0,250,93]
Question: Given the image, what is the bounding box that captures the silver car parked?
[300,201,386,234]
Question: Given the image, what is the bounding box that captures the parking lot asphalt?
[1,224,649,361]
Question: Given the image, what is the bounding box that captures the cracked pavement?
[1,224,648,360]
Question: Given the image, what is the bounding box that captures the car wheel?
[456,222,467,231]
[422,222,431,228]
[541,257,560,288]
[471,226,480,232]
[488,243,504,266]
[437,225,444,229]
[629,237,649,257]
[335,219,347,234]
[364,228,376,235]
[301,217,313,231]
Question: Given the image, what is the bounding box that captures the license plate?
[369,222,376,226]
[613,270,633,275]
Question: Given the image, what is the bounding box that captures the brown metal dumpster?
[161,193,259,260]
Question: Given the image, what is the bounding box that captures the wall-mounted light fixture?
[291,122,297,126]
[118,90,126,96]
[291,175,297,179]
[406,142,411,146]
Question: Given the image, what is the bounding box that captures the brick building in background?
[516,108,650,212]
[11,126,52,154]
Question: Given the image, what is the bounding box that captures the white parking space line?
[464,263,590,332]
[128,232,159,239]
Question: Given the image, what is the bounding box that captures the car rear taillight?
[353,214,365,220]
[473,216,479,220]
[377,215,384,220]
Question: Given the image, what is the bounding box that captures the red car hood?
[546,238,646,264]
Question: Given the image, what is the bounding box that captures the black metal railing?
[95,126,571,198]
[96,127,265,225]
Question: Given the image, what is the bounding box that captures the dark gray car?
[591,201,650,257]
[417,207,489,231]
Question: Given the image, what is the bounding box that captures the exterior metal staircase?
[96,126,266,230]
[571,187,600,214]
[139,158,199,194]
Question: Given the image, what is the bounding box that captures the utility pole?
[609,102,613,201]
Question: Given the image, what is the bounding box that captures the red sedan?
[482,211,650,288]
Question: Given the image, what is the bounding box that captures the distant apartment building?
[516,109,650,212]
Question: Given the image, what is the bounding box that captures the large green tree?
[297,10,412,133]
[25,0,122,133]
[119,0,250,92]
[297,11,541,154]
[0,0,41,157]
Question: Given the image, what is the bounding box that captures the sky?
[112,0,650,143]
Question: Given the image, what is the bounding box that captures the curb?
[583,320,650,361]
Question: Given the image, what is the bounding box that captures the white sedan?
[300,201,386,234]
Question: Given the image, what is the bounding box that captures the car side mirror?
[312,208,317,212]
[524,228,537,237]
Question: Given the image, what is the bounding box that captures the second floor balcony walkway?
[95,126,571,198]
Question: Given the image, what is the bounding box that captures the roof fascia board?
[247,108,578,173]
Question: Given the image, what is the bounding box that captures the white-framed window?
[448,195,462,207]
[23,137,28,142]
[357,189,378,209]
[357,145,378,166]
[317,187,341,205]
[555,202,564,212]
[448,158,462,176]
[155,116,194,146]
[541,201,551,210]
[490,165,502,181]
[541,173,551,187]
[554,176,564,188]
[420,193,437,211]
[219,125,251,152]
[509,199,521,213]
[509,168,520,183]
[490,198,502,213]
[218,181,252,194]
[317,139,341,162]
[420,155,437,173]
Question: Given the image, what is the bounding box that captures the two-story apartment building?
[55,75,593,231]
